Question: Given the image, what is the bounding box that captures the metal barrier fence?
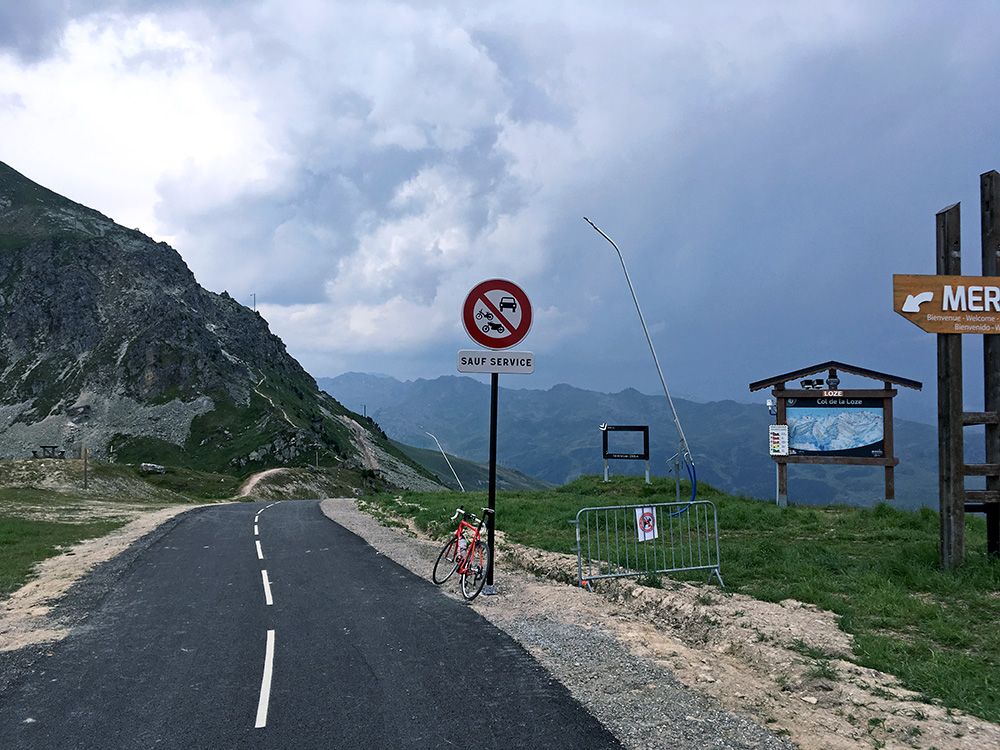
[570,500,723,588]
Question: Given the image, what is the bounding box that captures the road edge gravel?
[319,497,798,750]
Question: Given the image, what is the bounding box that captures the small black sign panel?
[601,424,650,460]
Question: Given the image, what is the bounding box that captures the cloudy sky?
[3,1,1000,424]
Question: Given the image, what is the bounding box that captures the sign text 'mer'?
[942,284,1000,311]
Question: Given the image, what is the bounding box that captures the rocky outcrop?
[0,161,420,481]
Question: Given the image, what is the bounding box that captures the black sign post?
[487,373,499,588]
[460,279,534,595]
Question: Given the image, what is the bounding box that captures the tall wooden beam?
[775,389,788,507]
[884,388,895,501]
[937,203,964,568]
[982,170,1000,557]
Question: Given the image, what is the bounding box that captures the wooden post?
[937,203,964,568]
[883,381,895,502]
[982,170,1000,557]
[775,388,788,507]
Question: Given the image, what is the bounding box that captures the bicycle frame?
[451,513,485,575]
[432,506,494,599]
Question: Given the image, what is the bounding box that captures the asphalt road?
[0,500,622,749]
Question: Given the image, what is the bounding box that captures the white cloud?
[3,0,1000,415]
[261,291,459,354]
[0,14,277,241]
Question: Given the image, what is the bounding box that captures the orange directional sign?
[893,274,1000,333]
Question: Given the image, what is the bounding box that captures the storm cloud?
[2,1,999,425]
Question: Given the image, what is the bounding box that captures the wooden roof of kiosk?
[749,360,922,393]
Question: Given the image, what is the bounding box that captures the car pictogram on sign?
[462,279,532,350]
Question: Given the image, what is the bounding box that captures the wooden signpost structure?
[750,362,921,507]
[892,170,1000,568]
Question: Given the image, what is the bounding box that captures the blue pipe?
[665,457,697,517]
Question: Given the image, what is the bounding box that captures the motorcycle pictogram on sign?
[462,279,532,350]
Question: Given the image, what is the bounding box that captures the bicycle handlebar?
[449,506,495,524]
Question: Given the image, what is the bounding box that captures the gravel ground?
[319,498,797,750]
[7,495,998,750]
[495,617,794,749]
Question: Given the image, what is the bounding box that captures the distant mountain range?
[320,372,941,510]
[389,439,554,493]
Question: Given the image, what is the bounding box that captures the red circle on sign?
[639,512,655,532]
[462,279,532,350]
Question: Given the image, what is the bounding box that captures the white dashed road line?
[255,629,276,729]
[261,569,273,606]
[254,503,280,729]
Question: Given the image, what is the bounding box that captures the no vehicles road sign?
[463,279,532,350]
[635,507,658,542]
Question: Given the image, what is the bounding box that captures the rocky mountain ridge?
[0,161,433,488]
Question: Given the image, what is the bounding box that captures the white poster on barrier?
[634,506,658,542]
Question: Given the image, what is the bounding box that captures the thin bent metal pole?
[426,431,466,492]
[584,217,694,465]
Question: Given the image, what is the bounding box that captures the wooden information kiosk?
[750,362,921,507]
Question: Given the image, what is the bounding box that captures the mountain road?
[0,500,622,749]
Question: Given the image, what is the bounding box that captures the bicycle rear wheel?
[460,540,490,600]
[432,538,460,584]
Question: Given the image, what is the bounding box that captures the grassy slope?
[0,460,228,598]
[0,517,124,597]
[366,476,1000,724]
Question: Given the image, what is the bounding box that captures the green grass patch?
[0,517,124,597]
[134,465,242,500]
[364,474,1000,723]
[111,435,187,468]
[0,459,232,510]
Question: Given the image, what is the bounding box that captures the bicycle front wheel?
[432,538,460,584]
[460,540,491,600]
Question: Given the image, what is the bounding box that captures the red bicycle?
[432,506,494,600]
